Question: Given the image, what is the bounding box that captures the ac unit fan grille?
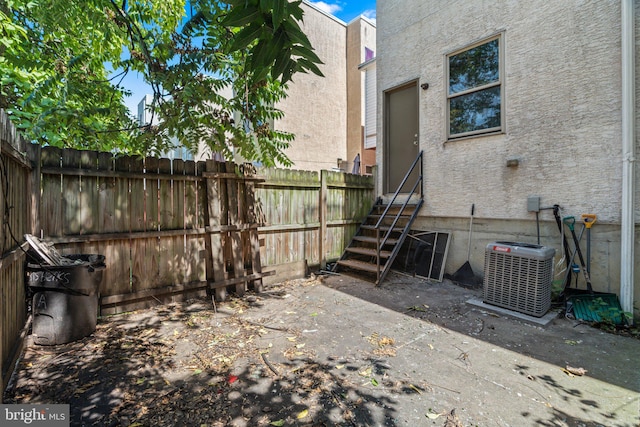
[483,243,554,317]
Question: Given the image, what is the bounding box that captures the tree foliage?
[0,0,323,166]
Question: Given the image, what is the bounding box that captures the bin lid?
[25,234,82,266]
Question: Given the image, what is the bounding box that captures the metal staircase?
[333,152,423,285]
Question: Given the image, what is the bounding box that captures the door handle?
[413,134,418,145]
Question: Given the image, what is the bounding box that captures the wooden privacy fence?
[256,168,376,271]
[36,151,374,314]
[0,108,375,391]
[0,110,35,392]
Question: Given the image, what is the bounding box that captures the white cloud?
[309,1,343,16]
[362,9,376,23]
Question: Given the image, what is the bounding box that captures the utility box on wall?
[483,242,555,317]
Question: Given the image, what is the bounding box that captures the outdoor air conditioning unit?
[483,241,555,317]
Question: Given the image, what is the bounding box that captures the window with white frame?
[447,35,503,139]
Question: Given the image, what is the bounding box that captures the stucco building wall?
[377,0,640,312]
[378,0,623,221]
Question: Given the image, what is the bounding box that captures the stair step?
[370,210,415,217]
[360,224,404,232]
[345,247,392,258]
[353,236,399,245]
[375,203,420,207]
[373,205,419,214]
[336,259,384,274]
[335,155,424,285]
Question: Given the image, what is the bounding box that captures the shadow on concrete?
[322,271,640,426]
[4,297,404,426]
[4,274,639,426]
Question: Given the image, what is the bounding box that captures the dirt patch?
[4,273,640,426]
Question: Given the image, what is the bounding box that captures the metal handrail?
[374,151,423,280]
[374,151,423,229]
[334,151,423,283]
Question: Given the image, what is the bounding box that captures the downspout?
[620,0,636,316]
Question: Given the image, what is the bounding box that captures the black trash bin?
[27,253,105,345]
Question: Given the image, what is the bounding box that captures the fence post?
[319,170,327,270]
[204,160,227,300]
[26,143,41,235]
[224,161,245,297]
[243,164,264,293]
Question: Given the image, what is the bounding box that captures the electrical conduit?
[620,0,636,316]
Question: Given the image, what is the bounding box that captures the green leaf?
[182,11,206,35]
[282,62,294,83]
[249,39,270,71]
[291,45,322,65]
[287,1,304,21]
[271,0,285,28]
[282,20,311,47]
[252,66,270,83]
[272,49,292,80]
[259,0,274,13]
[269,420,285,427]
[227,0,258,7]
[297,57,323,77]
[222,5,262,27]
[229,22,263,52]
[267,31,287,65]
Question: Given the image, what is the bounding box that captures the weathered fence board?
[204,160,227,300]
[0,110,32,392]
[62,149,82,235]
[104,239,133,297]
[40,147,63,235]
[97,153,116,234]
[36,154,372,307]
[1,251,28,392]
[80,150,98,234]
[226,163,246,296]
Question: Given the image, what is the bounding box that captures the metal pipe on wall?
[620,0,636,316]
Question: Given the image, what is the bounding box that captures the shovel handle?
[581,213,597,229]
[563,216,575,231]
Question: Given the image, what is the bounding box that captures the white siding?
[364,66,377,149]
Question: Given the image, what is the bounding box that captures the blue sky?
[122,1,376,116]
[309,1,376,23]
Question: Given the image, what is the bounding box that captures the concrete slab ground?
[4,272,640,426]
[315,272,640,426]
[465,298,561,327]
